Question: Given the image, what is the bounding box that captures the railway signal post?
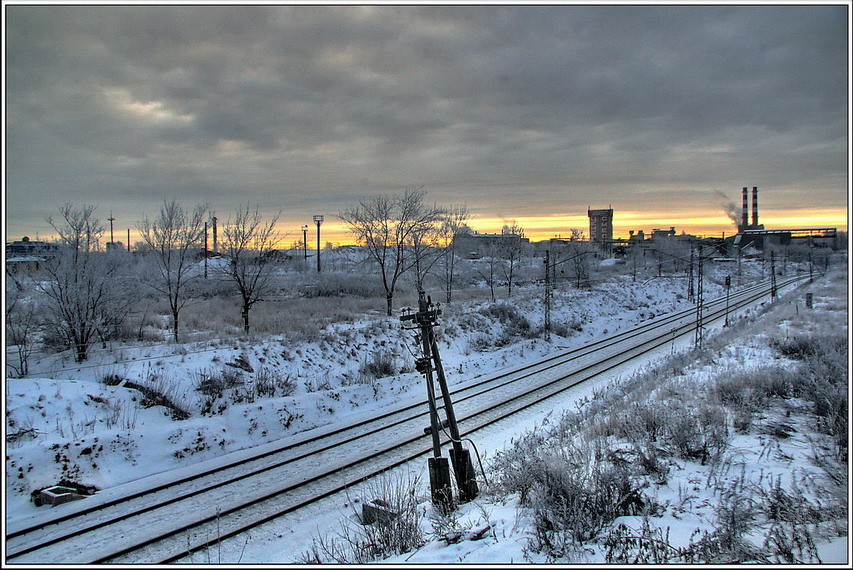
[401,291,479,510]
[724,275,731,326]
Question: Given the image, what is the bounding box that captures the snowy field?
[4,255,847,564]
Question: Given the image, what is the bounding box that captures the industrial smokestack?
[741,187,749,230]
[752,186,758,227]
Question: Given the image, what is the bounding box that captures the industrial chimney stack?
[741,187,749,231]
[751,186,758,228]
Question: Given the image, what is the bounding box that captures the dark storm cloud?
[4,4,848,238]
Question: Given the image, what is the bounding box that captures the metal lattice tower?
[694,248,705,349]
[543,251,552,341]
[688,248,695,303]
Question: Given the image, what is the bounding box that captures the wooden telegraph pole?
[401,291,479,510]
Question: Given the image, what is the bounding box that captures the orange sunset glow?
[274,206,848,250]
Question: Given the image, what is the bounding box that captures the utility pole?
[302,225,308,260]
[401,291,479,510]
[313,215,324,272]
[724,275,731,327]
[543,250,551,341]
[736,244,742,287]
[770,251,778,301]
[108,211,116,247]
[127,228,131,253]
[204,221,208,279]
[687,248,694,303]
[212,216,218,252]
[809,252,813,283]
[694,246,704,349]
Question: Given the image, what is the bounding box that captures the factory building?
[587,207,613,244]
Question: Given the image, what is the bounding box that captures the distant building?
[5,256,43,274]
[6,236,58,258]
[588,208,613,244]
[453,231,529,259]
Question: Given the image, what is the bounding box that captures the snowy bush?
[253,367,296,398]
[770,332,848,459]
[194,366,245,397]
[299,472,425,563]
[300,272,385,299]
[358,348,399,380]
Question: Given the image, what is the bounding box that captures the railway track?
[5,276,806,564]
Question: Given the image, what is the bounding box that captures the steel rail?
[6,276,780,546]
[6,276,805,564]
[139,275,807,564]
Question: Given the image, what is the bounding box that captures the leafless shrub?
[762,519,822,564]
[358,348,398,380]
[300,272,386,298]
[604,518,680,563]
[139,373,191,420]
[713,371,768,414]
[467,333,493,353]
[297,472,424,563]
[253,367,296,398]
[194,366,246,415]
[492,433,646,558]
[528,455,641,553]
[194,366,245,397]
[770,332,848,459]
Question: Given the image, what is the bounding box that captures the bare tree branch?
[137,200,208,342]
[218,204,283,333]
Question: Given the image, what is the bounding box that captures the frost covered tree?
[218,204,283,333]
[407,202,445,292]
[5,274,41,376]
[138,200,208,342]
[39,203,128,362]
[339,187,443,316]
[499,222,525,296]
[557,228,593,289]
[474,243,502,302]
[437,203,471,304]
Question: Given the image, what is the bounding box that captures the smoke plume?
[714,190,740,228]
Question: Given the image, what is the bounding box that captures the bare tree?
[438,203,471,304]
[408,203,445,291]
[339,187,443,316]
[138,200,208,342]
[5,274,41,376]
[559,228,593,289]
[626,243,646,282]
[474,243,502,302]
[499,222,525,296]
[39,203,127,362]
[218,204,283,333]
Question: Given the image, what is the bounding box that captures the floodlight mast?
[313,215,324,272]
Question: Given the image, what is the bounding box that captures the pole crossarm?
[400,290,479,508]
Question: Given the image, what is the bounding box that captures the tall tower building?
[588,207,614,243]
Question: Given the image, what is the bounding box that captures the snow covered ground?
[4,256,847,564]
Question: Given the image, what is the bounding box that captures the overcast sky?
[3,3,849,244]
